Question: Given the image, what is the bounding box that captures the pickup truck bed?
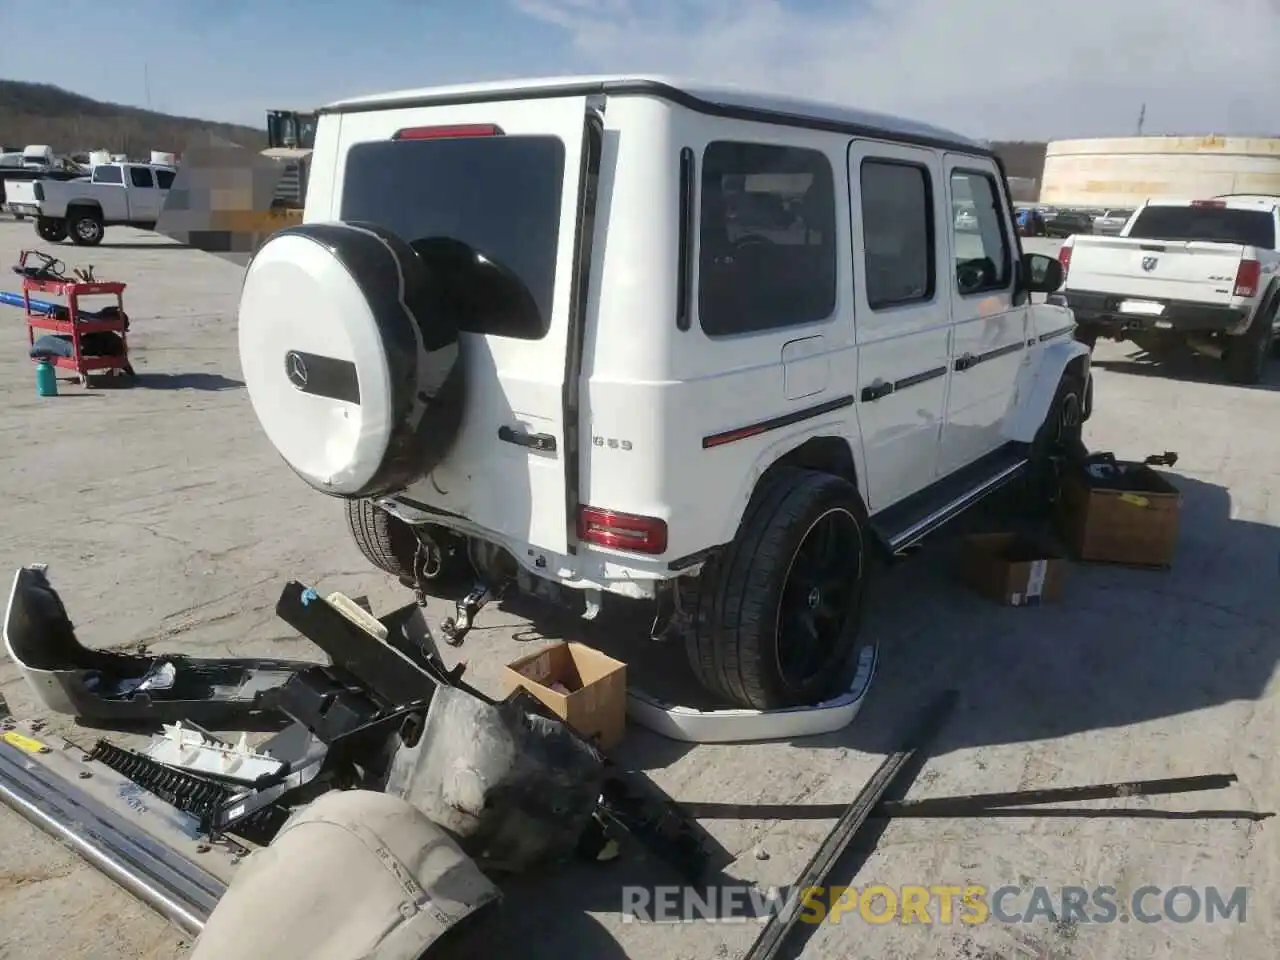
[1062,235,1256,332]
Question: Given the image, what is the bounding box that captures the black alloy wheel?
[775,506,865,692]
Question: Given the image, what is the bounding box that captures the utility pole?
[1136,102,1146,136]
[144,62,152,110]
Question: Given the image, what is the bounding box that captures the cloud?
[514,0,1280,139]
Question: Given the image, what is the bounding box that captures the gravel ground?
[0,223,1274,960]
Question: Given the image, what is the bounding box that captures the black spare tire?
[238,221,464,499]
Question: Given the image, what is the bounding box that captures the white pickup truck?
[1058,196,1280,383]
[5,162,175,246]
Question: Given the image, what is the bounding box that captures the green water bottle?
[35,360,58,397]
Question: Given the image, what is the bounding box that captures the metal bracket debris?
[146,722,283,784]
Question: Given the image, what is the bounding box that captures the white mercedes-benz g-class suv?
[237,76,1090,712]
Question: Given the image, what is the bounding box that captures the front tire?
[1021,370,1087,514]
[687,468,872,710]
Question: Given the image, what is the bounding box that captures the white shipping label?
[1026,559,1048,599]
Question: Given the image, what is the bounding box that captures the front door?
[847,140,952,511]
[937,157,1025,476]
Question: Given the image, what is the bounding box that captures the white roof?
[323,74,981,150]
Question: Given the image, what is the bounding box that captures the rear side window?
[156,169,175,189]
[698,141,836,336]
[860,160,934,308]
[949,170,1011,295]
[129,167,154,188]
[341,135,567,340]
[92,165,123,185]
[1127,206,1276,249]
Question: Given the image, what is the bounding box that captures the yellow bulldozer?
[154,108,318,263]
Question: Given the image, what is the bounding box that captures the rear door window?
[341,134,567,341]
[156,169,175,189]
[1127,206,1276,249]
[698,141,836,336]
[129,167,154,188]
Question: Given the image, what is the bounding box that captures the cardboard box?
[960,533,1066,607]
[502,641,627,750]
[1058,465,1180,569]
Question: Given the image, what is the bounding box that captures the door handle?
[498,425,557,452]
[860,380,894,403]
[954,353,977,372]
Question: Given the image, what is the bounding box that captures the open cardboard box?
[1058,462,1181,569]
[502,641,627,751]
[960,533,1066,607]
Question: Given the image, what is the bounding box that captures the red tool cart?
[24,274,132,387]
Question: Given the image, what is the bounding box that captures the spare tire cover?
[238,221,463,499]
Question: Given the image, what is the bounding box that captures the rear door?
[848,140,951,510]
[325,96,595,555]
[125,166,163,221]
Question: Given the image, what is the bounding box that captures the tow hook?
[440,579,508,647]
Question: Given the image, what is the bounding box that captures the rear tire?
[344,499,471,586]
[346,498,420,581]
[35,217,67,243]
[1223,306,1272,385]
[687,468,872,710]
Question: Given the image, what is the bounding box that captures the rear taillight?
[392,124,503,141]
[33,182,43,201]
[1191,199,1227,208]
[1057,244,1072,278]
[1233,259,1261,297]
[577,507,668,555]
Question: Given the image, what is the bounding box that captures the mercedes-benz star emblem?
[285,351,309,389]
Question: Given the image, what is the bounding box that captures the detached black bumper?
[1062,290,1249,334]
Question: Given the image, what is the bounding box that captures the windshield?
[1127,206,1276,248]
[341,135,567,340]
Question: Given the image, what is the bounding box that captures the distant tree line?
[0,79,266,155]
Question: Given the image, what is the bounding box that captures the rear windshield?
[341,135,567,340]
[1127,206,1276,249]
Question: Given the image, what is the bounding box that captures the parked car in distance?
[1092,209,1133,236]
[1044,209,1095,237]
[5,162,175,245]
[1016,207,1046,237]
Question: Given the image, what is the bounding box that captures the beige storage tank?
[1040,136,1280,208]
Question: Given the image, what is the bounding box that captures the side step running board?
[0,734,225,936]
[871,444,1028,554]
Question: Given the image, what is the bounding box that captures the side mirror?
[1023,252,1063,294]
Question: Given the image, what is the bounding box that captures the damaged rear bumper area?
[0,563,728,955]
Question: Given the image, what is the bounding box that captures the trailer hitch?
[439,578,509,647]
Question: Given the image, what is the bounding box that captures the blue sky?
[2,0,1278,139]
